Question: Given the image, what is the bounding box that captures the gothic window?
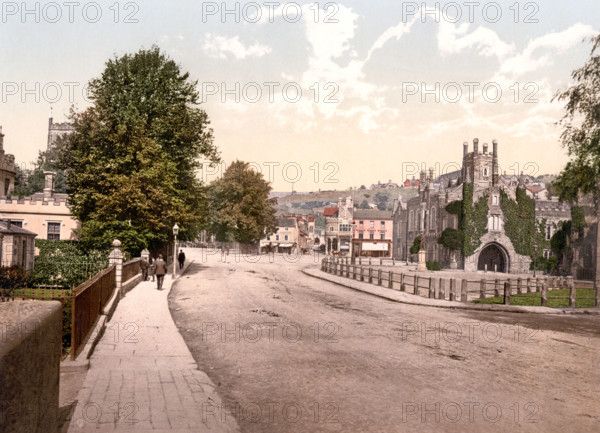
[430,208,436,230]
[546,225,552,240]
[492,195,498,205]
[409,211,414,231]
[483,166,489,177]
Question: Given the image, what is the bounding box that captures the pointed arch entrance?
[477,243,508,273]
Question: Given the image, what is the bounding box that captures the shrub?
[426,261,442,271]
[0,265,32,298]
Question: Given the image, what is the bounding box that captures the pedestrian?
[140,256,149,281]
[178,249,186,269]
[149,256,156,282]
[154,254,168,290]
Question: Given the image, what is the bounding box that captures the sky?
[1,0,599,192]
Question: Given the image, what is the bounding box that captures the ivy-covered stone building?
[393,138,561,274]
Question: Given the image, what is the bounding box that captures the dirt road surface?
[169,248,599,433]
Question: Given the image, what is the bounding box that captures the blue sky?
[1,0,599,191]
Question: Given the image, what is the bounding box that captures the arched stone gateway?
[477,243,508,272]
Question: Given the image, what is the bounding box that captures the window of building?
[369,233,374,240]
[267,236,271,240]
[359,221,364,227]
[546,225,552,241]
[329,226,334,232]
[369,221,374,228]
[430,208,436,230]
[408,211,414,230]
[380,221,385,227]
[339,224,351,232]
[543,249,551,259]
[284,235,288,241]
[276,234,279,241]
[47,222,61,240]
[4,178,9,196]
[491,215,500,231]
[380,232,385,240]
[492,195,498,205]
[10,220,23,228]
[309,226,313,232]
[483,167,489,177]
[358,232,364,239]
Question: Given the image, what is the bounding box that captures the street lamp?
[172,223,179,278]
[533,244,538,278]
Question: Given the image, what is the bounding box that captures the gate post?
[108,239,123,293]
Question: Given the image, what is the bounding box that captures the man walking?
[178,249,186,269]
[140,256,149,281]
[154,254,168,290]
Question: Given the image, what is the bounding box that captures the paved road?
[170,249,600,433]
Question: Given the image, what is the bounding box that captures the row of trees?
[33,47,276,256]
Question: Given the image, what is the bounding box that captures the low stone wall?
[0,300,62,433]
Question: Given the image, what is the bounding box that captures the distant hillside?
[273,188,419,221]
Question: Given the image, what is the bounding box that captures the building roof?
[526,185,546,194]
[323,207,339,217]
[0,220,36,236]
[277,218,297,228]
[353,209,393,220]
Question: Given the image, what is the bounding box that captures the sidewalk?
[67,261,239,433]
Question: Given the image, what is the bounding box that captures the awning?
[340,245,350,250]
[361,242,388,251]
[279,243,294,247]
[261,241,278,246]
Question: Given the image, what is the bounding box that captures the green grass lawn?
[473,288,597,308]
[3,287,72,300]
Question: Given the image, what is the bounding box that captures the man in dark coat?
[140,257,149,281]
[154,254,168,290]
[178,249,186,269]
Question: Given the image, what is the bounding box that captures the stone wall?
[0,300,61,433]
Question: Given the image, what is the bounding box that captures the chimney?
[483,143,488,154]
[43,171,56,199]
[492,139,499,186]
[473,138,479,155]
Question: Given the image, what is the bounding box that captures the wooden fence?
[321,258,598,307]
[71,264,116,360]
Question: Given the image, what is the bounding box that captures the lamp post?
[172,223,179,278]
[533,244,538,278]
[351,222,357,264]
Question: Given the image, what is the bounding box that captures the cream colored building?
[0,172,79,242]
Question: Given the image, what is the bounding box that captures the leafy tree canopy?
[208,160,277,243]
[57,46,219,255]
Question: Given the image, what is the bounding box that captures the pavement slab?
[67,260,240,433]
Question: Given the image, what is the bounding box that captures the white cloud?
[203,34,271,59]
[438,21,514,59]
[500,23,597,77]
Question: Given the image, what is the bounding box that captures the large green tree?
[208,161,277,243]
[553,35,600,299]
[59,47,219,255]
